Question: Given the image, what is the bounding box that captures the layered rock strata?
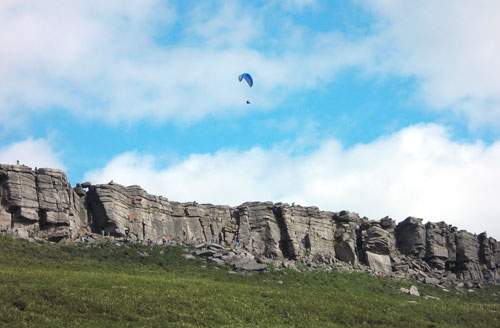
[1,164,499,284]
[0,165,88,241]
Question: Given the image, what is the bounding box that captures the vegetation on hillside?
[0,235,499,327]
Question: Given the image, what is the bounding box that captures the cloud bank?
[3,1,500,127]
[0,0,369,125]
[363,0,500,126]
[84,124,500,239]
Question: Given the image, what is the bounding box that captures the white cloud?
[0,0,370,127]
[2,0,500,128]
[0,138,65,170]
[363,0,500,126]
[0,0,175,122]
[84,124,500,239]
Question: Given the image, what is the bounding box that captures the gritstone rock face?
[1,163,499,284]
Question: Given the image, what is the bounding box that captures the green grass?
[0,235,499,327]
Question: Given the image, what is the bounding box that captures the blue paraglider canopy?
[238,73,253,87]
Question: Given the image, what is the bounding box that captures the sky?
[1,0,500,238]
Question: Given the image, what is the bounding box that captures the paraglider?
[239,73,253,104]
[238,73,253,87]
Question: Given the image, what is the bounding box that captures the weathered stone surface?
[1,163,499,282]
[362,223,394,255]
[409,285,420,296]
[232,259,267,271]
[0,164,89,241]
[456,231,481,281]
[425,222,456,270]
[494,241,500,263]
[396,217,426,258]
[424,277,440,285]
[479,233,495,270]
[274,204,336,260]
[195,249,216,257]
[333,211,359,264]
[335,240,356,264]
[74,185,86,197]
[337,210,359,223]
[85,183,235,246]
[208,257,226,266]
[0,165,39,225]
[365,251,392,275]
[237,202,282,259]
[400,285,420,296]
[36,168,88,235]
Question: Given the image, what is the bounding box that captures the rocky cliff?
[1,164,499,284]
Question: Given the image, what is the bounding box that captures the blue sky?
[2,0,500,238]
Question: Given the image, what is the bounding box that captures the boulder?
[365,251,392,275]
[409,285,420,297]
[400,285,420,297]
[336,211,360,223]
[208,257,226,266]
[195,249,216,257]
[232,259,267,271]
[424,277,440,285]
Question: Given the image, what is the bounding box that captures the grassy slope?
[0,235,499,328]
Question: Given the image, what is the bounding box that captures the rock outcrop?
[0,165,88,241]
[1,163,499,284]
